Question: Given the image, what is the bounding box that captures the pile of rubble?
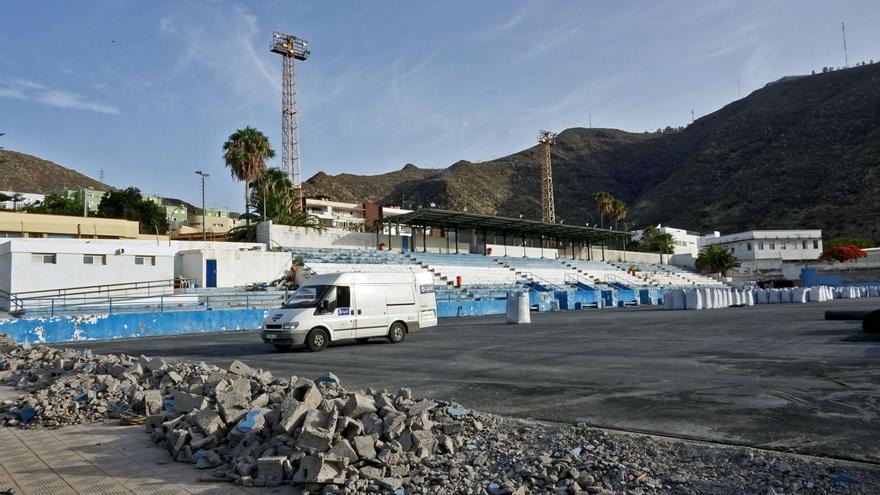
[1,334,878,494]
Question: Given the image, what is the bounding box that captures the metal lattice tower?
[271,32,310,205]
[538,130,557,223]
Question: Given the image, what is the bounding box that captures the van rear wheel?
[306,329,329,352]
[388,322,407,344]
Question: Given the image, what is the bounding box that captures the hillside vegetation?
[0,150,111,193]
[304,63,880,240]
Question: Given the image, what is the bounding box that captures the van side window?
[321,287,338,314]
[337,286,350,308]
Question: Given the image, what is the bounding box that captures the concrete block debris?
[0,332,876,493]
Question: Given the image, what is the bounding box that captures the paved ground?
[0,387,264,495]
[60,299,880,464]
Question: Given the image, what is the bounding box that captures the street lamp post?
[195,171,209,242]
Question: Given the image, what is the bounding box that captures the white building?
[0,238,293,308]
[699,230,823,261]
[631,225,701,256]
[0,191,45,210]
[304,197,367,231]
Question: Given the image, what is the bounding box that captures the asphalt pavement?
[59,298,880,463]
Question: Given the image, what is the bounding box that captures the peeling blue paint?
[0,308,269,344]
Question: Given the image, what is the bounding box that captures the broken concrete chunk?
[172,390,208,413]
[328,439,358,463]
[278,382,321,433]
[256,456,288,486]
[143,390,163,415]
[293,455,346,484]
[353,435,378,460]
[411,429,437,454]
[195,408,224,436]
[408,399,436,417]
[227,359,256,377]
[383,411,407,439]
[342,392,377,419]
[360,412,384,435]
[217,378,251,424]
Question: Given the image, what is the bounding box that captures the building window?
[747,242,752,251]
[813,240,819,249]
[758,242,764,250]
[781,242,787,250]
[31,253,57,264]
[83,254,107,265]
[802,240,807,249]
[770,243,775,249]
[134,256,156,266]
[730,246,735,253]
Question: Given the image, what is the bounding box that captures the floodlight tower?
[538,130,557,223]
[270,31,310,207]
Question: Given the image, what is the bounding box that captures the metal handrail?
[11,289,289,318]
[602,273,635,289]
[564,273,596,289]
[13,278,191,300]
[517,271,565,291]
[0,289,23,314]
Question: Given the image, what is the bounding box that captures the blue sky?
[2,1,879,211]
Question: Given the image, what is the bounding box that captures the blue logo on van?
[419,284,434,294]
[271,313,284,321]
[337,307,350,316]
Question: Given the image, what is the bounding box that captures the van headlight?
[282,322,299,329]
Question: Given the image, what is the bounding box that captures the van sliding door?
[353,285,389,337]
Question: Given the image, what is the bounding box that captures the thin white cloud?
[157,4,279,111]
[0,79,120,115]
[36,89,120,115]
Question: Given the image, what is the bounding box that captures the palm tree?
[227,168,323,242]
[250,169,323,227]
[223,127,275,226]
[695,245,741,277]
[592,191,613,228]
[610,198,627,230]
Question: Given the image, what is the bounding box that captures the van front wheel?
[388,322,407,344]
[306,329,330,352]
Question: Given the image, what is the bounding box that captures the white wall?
[0,243,11,294]
[259,222,378,250]
[178,249,293,288]
[701,230,823,261]
[3,239,175,294]
[486,244,557,258]
[0,238,272,296]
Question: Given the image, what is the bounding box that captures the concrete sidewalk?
[0,421,278,495]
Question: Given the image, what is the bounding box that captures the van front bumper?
[260,329,307,346]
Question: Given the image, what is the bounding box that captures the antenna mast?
[841,22,849,67]
[538,130,557,223]
[270,31,310,208]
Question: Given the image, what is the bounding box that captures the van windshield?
[283,285,331,309]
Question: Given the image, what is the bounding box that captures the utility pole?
[82,188,88,217]
[538,130,557,223]
[195,170,209,242]
[841,22,849,67]
[270,32,310,209]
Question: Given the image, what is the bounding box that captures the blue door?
[206,259,217,288]
[401,236,410,253]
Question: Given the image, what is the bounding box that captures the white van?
[259,271,438,352]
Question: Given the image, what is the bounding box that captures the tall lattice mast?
[538,130,557,223]
[270,32,310,207]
